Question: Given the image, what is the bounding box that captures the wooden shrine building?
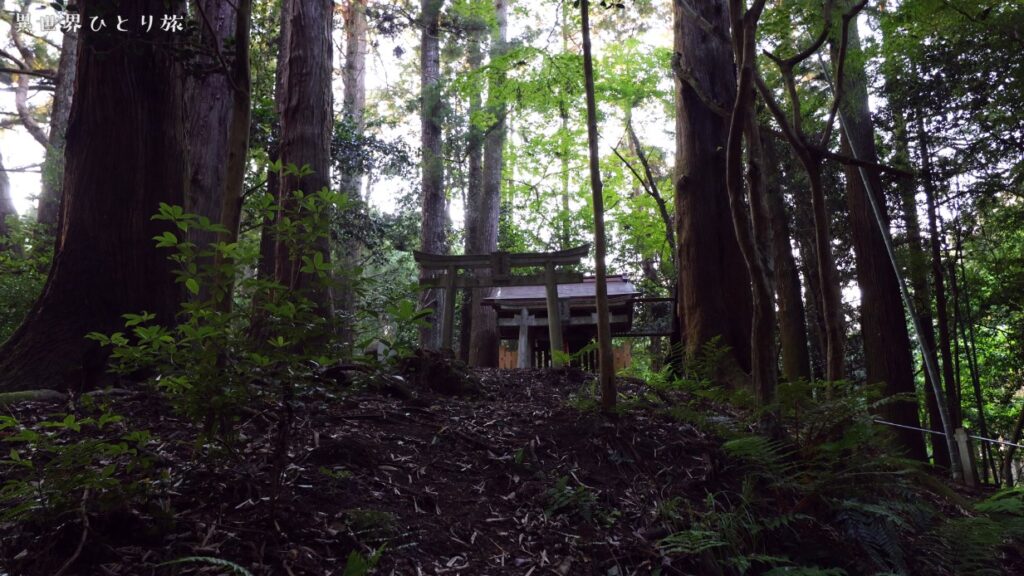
[483,276,639,369]
[414,245,671,370]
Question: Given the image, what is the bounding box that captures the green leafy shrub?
[0,408,152,524]
[545,475,601,523]
[88,164,345,444]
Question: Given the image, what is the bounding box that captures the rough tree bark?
[419,0,446,350]
[36,29,78,239]
[186,0,251,306]
[724,0,776,415]
[276,0,334,316]
[580,0,616,411]
[341,0,368,159]
[466,0,507,367]
[0,0,189,392]
[672,0,753,382]
[831,14,927,460]
[764,137,812,382]
[459,25,484,363]
[337,0,368,355]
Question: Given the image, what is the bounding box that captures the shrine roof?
[481,275,639,306]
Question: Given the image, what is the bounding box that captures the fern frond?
[157,556,254,576]
[657,529,728,555]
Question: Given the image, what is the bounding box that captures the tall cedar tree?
[276,0,334,317]
[419,0,446,349]
[459,21,484,363]
[894,112,950,466]
[186,0,252,306]
[673,0,753,383]
[831,14,927,460]
[0,0,190,392]
[337,0,369,355]
[467,0,507,367]
[917,115,961,429]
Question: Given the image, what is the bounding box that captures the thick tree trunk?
[895,118,949,467]
[419,0,446,350]
[342,0,368,137]
[460,30,484,364]
[250,25,284,340]
[466,0,507,367]
[276,0,334,316]
[186,0,251,305]
[0,0,189,392]
[36,30,78,239]
[580,0,616,410]
[673,0,752,382]
[832,19,926,460]
[462,13,490,366]
[763,137,811,382]
[337,0,368,355]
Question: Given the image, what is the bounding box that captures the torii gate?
[414,244,590,368]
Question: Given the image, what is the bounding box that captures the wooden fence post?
[955,428,976,488]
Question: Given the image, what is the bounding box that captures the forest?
[0,0,1023,574]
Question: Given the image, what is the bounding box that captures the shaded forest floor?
[2,364,1022,575]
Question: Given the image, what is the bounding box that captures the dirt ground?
[1,366,729,575]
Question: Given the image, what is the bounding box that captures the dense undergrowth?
[2,205,1023,574]
[3,353,1023,574]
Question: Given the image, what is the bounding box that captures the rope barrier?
[873,419,1024,450]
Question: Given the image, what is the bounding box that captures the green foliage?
[0,217,50,342]
[0,407,151,525]
[911,486,1024,575]
[655,376,963,574]
[342,546,385,576]
[367,296,433,361]
[545,475,599,522]
[87,164,345,443]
